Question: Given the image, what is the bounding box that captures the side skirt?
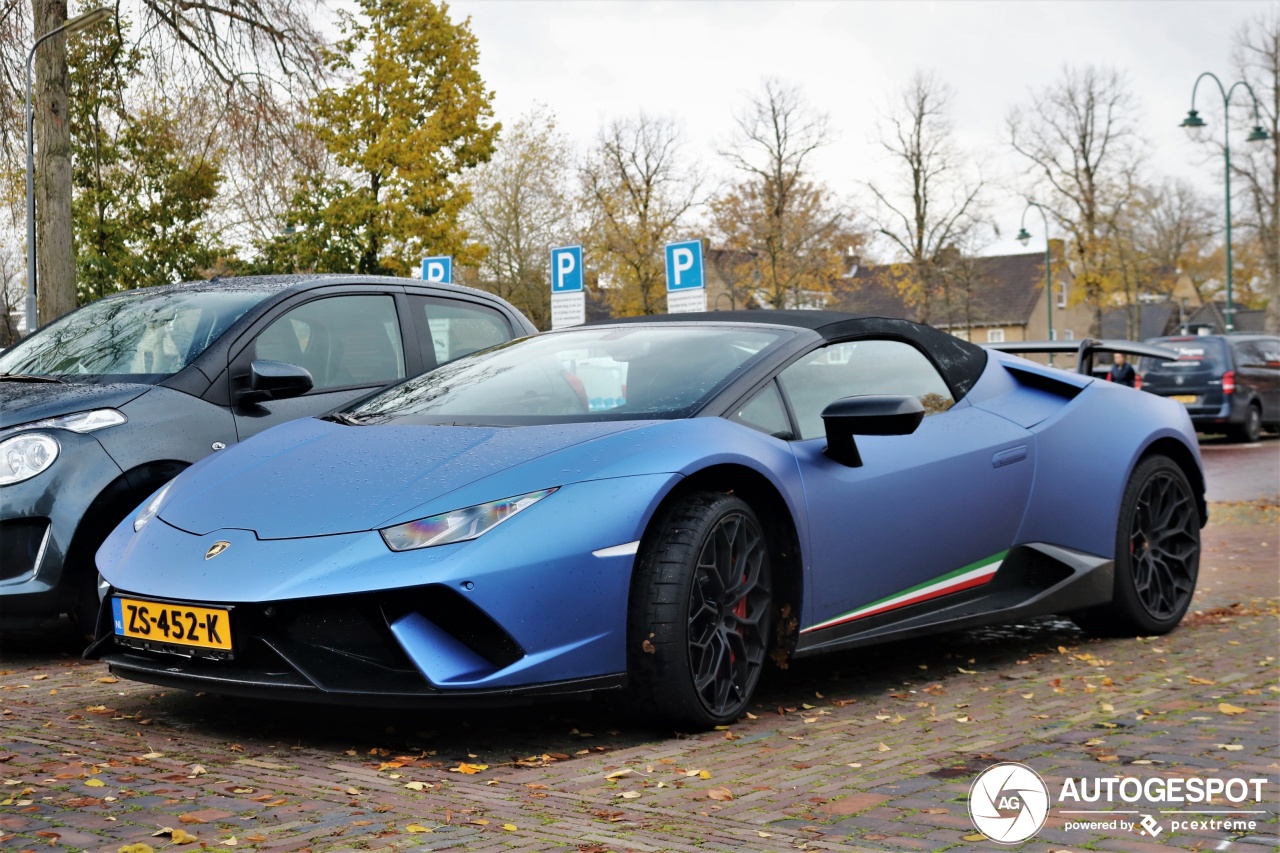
[793,543,1113,657]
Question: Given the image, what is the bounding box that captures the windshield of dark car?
[345,326,788,425]
[1141,338,1228,374]
[0,289,269,382]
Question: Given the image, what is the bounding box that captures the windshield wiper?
[0,373,66,384]
[321,411,366,426]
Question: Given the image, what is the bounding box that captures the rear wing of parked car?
[984,339,1181,375]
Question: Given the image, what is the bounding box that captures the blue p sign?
[422,256,452,283]
[551,246,584,293]
[665,240,704,291]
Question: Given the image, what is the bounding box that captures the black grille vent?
[0,518,48,581]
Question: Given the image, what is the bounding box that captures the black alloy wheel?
[627,492,773,729]
[1072,455,1201,636]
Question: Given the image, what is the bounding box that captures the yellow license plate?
[1170,394,1197,404]
[112,596,233,653]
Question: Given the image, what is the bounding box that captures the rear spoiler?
[984,339,1181,375]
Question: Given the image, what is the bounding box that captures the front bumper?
[90,474,677,704]
[0,432,122,615]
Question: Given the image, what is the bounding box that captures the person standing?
[1106,352,1136,387]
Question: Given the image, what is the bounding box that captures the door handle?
[992,446,1029,468]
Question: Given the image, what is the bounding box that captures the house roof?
[1182,301,1268,334]
[1100,303,1179,341]
[833,252,1057,328]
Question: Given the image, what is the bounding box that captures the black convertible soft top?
[591,310,990,402]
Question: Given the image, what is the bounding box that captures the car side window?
[778,339,954,440]
[729,380,793,439]
[253,295,405,391]
[417,297,512,365]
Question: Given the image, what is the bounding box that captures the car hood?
[0,381,150,431]
[158,417,657,539]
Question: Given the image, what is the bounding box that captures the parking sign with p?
[665,239,706,313]
[551,246,584,292]
[422,256,453,283]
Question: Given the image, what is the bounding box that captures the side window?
[417,297,512,365]
[778,340,954,440]
[729,380,793,439]
[253,295,405,392]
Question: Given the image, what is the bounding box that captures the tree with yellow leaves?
[264,0,498,275]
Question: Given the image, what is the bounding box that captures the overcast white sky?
[451,0,1274,259]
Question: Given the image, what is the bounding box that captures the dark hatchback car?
[0,274,534,627]
[1140,334,1280,442]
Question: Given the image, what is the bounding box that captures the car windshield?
[345,325,789,425]
[0,289,269,382]
[1141,338,1228,374]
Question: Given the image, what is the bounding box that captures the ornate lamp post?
[1180,72,1270,333]
[1016,201,1056,363]
[24,6,113,334]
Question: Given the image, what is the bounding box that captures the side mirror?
[235,359,313,404]
[821,394,925,468]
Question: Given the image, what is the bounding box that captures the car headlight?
[0,433,59,486]
[133,482,173,532]
[19,408,128,434]
[380,488,557,552]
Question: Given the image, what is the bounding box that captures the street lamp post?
[24,6,112,335]
[1180,72,1270,334]
[1016,201,1055,364]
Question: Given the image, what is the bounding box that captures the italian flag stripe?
[800,551,1008,634]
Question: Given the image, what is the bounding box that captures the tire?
[1230,403,1262,443]
[1072,455,1200,637]
[626,492,773,729]
[70,570,105,641]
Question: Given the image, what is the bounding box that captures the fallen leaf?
[964,832,987,841]
[222,837,237,847]
[698,769,711,780]
[707,787,733,801]
[178,814,206,825]
[617,791,641,799]
[449,762,488,774]
[84,778,106,788]
[1218,703,1248,716]
[502,823,517,831]
[405,824,433,834]
[877,743,891,752]
[1216,744,1244,751]
[242,833,266,843]
[604,769,633,780]
[187,765,207,777]
[170,828,198,845]
[117,845,154,853]
[97,676,119,684]
[403,781,431,791]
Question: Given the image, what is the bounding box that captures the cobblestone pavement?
[2,505,1276,853]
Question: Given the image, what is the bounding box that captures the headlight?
[133,482,173,532]
[380,488,557,552]
[0,433,59,486]
[19,408,127,434]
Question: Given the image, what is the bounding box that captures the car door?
[775,338,1035,637]
[405,293,516,368]
[232,292,410,440]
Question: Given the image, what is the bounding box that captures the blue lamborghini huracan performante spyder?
[88,312,1206,729]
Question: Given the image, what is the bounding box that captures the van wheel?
[1230,403,1262,443]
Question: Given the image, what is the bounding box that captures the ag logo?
[205,541,231,560]
[968,762,1050,843]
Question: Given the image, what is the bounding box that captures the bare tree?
[463,105,576,330]
[6,0,325,326]
[1009,66,1145,335]
[0,240,23,344]
[1231,9,1279,332]
[867,70,985,323]
[579,112,702,316]
[711,78,849,310]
